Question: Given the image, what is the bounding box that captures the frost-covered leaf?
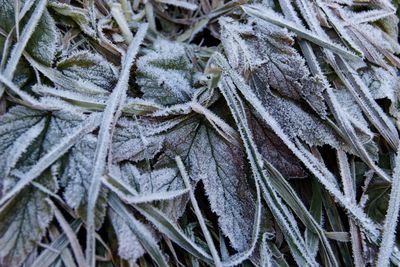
[119,162,183,196]
[109,209,146,262]
[359,66,399,102]
[48,2,96,37]
[158,118,256,252]
[136,39,196,105]
[0,176,55,267]
[0,0,59,65]
[0,107,70,266]
[248,112,306,179]
[220,17,327,116]
[219,17,258,74]
[61,135,108,229]
[115,113,257,251]
[0,106,91,191]
[56,51,119,92]
[32,51,118,110]
[0,106,46,179]
[251,88,343,148]
[112,117,181,162]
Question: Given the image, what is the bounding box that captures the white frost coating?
[136,39,194,105]
[0,106,43,178]
[0,112,101,207]
[1,0,47,96]
[214,53,381,241]
[85,23,148,267]
[242,4,360,60]
[176,156,222,267]
[219,77,317,267]
[26,55,109,95]
[62,135,97,209]
[376,148,400,267]
[109,209,145,261]
[156,0,198,10]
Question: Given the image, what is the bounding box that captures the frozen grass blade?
[85,24,148,267]
[218,74,318,266]
[376,148,400,267]
[0,0,47,97]
[135,204,214,264]
[337,151,364,267]
[49,201,86,267]
[108,194,169,267]
[214,53,381,241]
[32,220,82,267]
[156,0,198,10]
[176,156,223,267]
[241,5,360,61]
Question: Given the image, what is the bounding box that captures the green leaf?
[0,0,58,66]
[136,39,196,105]
[0,180,54,266]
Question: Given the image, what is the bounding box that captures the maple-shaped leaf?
[220,17,327,116]
[136,39,196,105]
[0,105,100,265]
[112,114,256,251]
[0,106,92,191]
[157,118,256,252]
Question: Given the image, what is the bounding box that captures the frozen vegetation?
[0,0,400,266]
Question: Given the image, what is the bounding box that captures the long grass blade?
[108,193,169,267]
[376,148,400,267]
[85,24,148,267]
[0,0,48,97]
